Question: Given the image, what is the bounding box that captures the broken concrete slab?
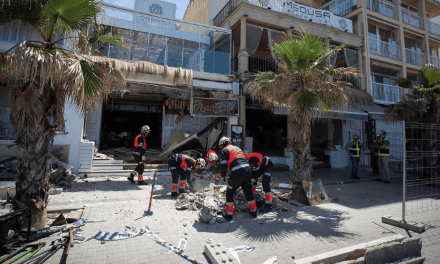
[364,238,422,264]
[294,235,406,264]
[204,241,239,264]
[48,187,63,195]
[66,210,83,223]
[382,216,426,233]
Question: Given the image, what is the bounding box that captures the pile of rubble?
[175,181,290,224]
[48,160,77,186]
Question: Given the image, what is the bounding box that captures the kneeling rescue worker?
[202,150,221,184]
[219,137,257,220]
[168,153,206,198]
[128,125,150,185]
[245,152,274,213]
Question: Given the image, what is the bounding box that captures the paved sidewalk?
[35,167,440,264]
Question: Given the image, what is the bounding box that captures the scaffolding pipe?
[402,120,406,221]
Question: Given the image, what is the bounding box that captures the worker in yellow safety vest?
[373,130,391,183]
[345,134,364,179]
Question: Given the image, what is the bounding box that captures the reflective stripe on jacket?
[224,144,246,171]
[348,141,361,157]
[378,138,390,157]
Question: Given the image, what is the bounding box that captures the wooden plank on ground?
[66,210,83,223]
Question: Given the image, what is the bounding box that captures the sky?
[101,0,191,20]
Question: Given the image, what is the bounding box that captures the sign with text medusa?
[192,98,239,117]
[248,0,353,33]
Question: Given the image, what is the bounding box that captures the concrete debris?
[48,158,77,186]
[48,187,63,195]
[51,214,67,226]
[200,207,214,223]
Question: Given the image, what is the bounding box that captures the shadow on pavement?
[191,205,354,244]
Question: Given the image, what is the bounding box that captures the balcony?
[369,38,400,60]
[366,0,397,19]
[99,3,231,75]
[430,56,440,68]
[427,20,440,36]
[402,9,422,29]
[324,0,357,17]
[405,49,425,65]
[371,82,402,104]
[214,0,241,27]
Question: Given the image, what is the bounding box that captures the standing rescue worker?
[244,152,274,213]
[371,135,380,177]
[127,125,150,185]
[219,137,257,221]
[200,150,221,184]
[168,153,206,198]
[345,134,363,180]
[373,130,391,183]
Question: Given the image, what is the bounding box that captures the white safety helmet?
[208,152,218,163]
[219,137,231,148]
[141,125,151,134]
[196,158,206,170]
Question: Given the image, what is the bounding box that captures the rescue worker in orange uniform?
[244,152,275,213]
[168,153,206,198]
[218,137,257,221]
[127,125,150,185]
[198,150,221,184]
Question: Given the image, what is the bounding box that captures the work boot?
[250,211,257,218]
[127,174,135,184]
[171,192,179,198]
[179,188,190,194]
[138,180,149,185]
[224,214,233,221]
[259,203,272,213]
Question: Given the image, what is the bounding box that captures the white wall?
[53,100,84,174]
[85,103,103,150]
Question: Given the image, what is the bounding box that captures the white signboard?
[248,0,353,33]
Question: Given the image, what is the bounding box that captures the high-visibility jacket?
[377,138,390,157]
[133,134,146,156]
[245,153,263,167]
[173,154,196,171]
[219,144,248,177]
[348,140,361,157]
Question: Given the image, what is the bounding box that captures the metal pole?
[402,120,406,221]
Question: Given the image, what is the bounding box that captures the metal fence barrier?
[403,122,440,220]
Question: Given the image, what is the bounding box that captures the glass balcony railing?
[371,82,402,104]
[369,38,400,60]
[324,0,357,17]
[366,0,397,19]
[430,56,440,68]
[98,3,231,75]
[405,49,425,65]
[402,9,422,29]
[427,20,440,36]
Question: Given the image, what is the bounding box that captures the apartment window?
[405,37,424,65]
[400,3,417,13]
[368,24,399,60]
[404,37,422,52]
[371,66,398,85]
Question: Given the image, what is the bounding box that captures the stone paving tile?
[24,167,439,264]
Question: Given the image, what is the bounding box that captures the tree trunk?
[11,82,58,229]
[289,113,313,205]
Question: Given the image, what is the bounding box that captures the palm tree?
[385,65,440,180]
[0,0,194,228]
[251,32,373,204]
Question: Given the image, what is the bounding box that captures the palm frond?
[0,0,48,27]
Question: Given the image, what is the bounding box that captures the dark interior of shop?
[246,109,287,157]
[100,106,162,150]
